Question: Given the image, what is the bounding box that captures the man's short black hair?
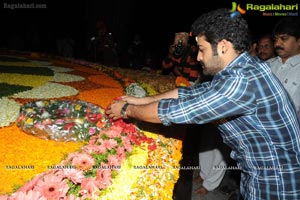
[191,8,250,53]
[273,17,300,39]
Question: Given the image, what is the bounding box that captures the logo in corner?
[231,2,246,16]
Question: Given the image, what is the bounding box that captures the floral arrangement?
[1,119,157,200]
[16,100,110,142]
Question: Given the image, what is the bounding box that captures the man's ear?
[218,39,231,54]
[297,37,300,47]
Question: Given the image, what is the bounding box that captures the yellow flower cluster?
[130,131,182,199]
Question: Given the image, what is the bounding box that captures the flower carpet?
[0,52,182,199]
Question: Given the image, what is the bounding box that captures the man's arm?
[127,102,161,123]
[106,100,161,123]
[122,88,179,105]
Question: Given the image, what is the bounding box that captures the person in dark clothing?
[162,32,201,83]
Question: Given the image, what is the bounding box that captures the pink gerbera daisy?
[71,153,95,171]
[33,174,69,199]
[79,177,100,199]
[116,147,126,160]
[103,139,118,150]
[104,126,122,138]
[121,136,132,152]
[11,190,46,200]
[56,168,85,184]
[17,173,43,193]
[0,195,9,200]
[96,167,112,189]
[107,154,121,167]
[82,144,106,154]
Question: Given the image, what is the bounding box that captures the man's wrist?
[121,103,129,118]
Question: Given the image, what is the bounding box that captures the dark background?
[0,0,298,65]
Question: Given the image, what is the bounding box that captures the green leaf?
[67,180,81,196]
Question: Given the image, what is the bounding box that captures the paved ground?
[191,169,241,200]
[173,159,242,200]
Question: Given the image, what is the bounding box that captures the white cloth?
[199,148,226,191]
[267,55,300,119]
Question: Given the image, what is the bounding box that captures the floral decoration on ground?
[1,119,156,200]
[17,99,111,142]
[0,52,182,198]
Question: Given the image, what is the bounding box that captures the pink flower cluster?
[1,119,156,200]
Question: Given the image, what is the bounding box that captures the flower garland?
[16,99,110,142]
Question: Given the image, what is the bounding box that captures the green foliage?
[92,152,108,166]
[67,180,81,196]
